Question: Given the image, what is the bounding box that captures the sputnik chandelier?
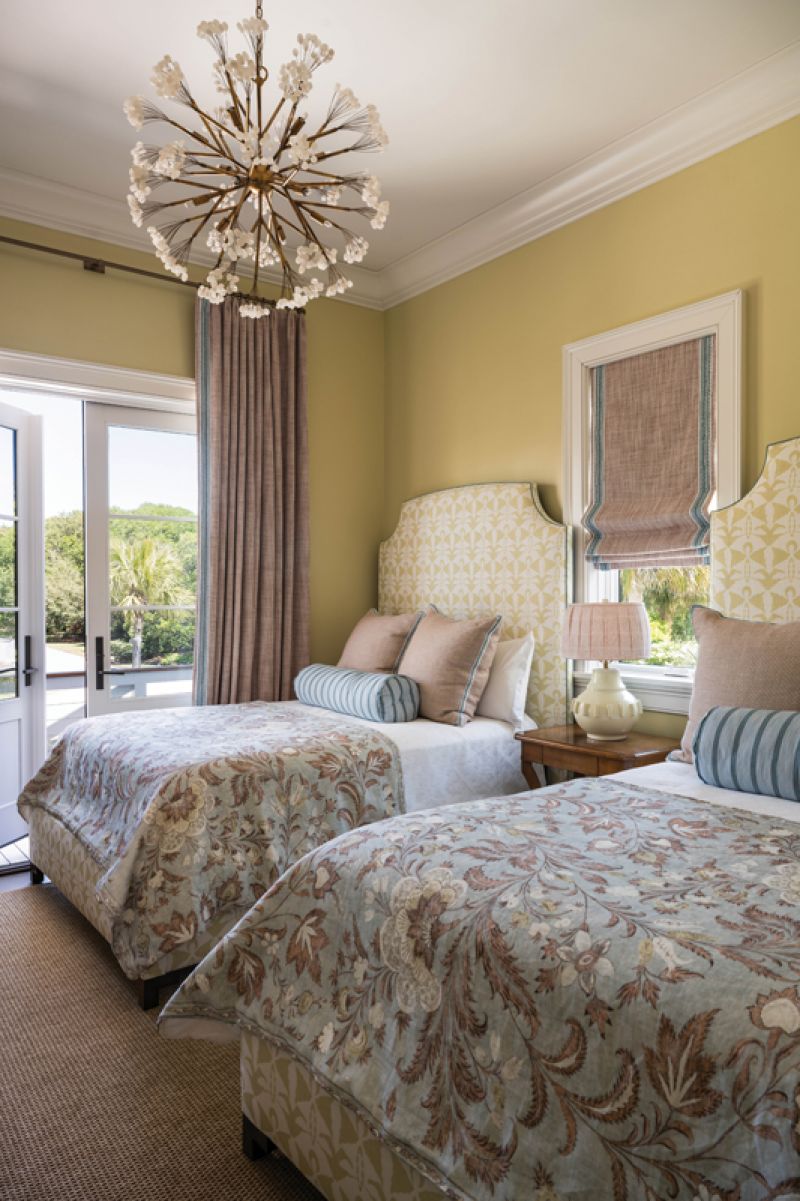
[123,3,388,316]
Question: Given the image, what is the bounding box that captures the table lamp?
[561,601,651,740]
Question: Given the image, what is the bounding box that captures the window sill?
[573,668,693,716]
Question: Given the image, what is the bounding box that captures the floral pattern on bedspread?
[18,702,404,976]
[161,778,800,1201]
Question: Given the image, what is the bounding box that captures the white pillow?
[476,633,534,729]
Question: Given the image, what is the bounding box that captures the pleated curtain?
[194,296,310,705]
[582,334,717,570]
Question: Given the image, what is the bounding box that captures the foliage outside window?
[618,565,710,668]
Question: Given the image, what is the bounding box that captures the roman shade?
[583,335,716,569]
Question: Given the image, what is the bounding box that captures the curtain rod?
[0,233,289,309]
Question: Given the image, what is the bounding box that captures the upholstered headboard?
[711,435,800,622]
[379,482,570,727]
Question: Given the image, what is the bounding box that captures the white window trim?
[563,291,743,715]
[0,348,195,414]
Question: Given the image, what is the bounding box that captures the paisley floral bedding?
[161,777,800,1201]
[18,701,404,977]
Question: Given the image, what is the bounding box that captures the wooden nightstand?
[515,724,680,789]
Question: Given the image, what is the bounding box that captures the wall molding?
[1,41,798,312]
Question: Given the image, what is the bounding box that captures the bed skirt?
[241,1030,445,1201]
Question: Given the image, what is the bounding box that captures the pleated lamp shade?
[561,602,651,663]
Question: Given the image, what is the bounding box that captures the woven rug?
[0,884,322,1201]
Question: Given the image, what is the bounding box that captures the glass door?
[0,401,46,845]
[84,404,197,717]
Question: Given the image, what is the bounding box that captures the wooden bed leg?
[30,863,45,885]
[135,977,161,1010]
[242,1114,275,1161]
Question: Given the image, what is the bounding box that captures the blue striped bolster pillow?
[693,706,800,802]
[295,664,420,723]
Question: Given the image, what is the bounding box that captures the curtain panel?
[582,334,716,570]
[195,296,310,705]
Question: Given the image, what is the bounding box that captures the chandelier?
[123,3,388,316]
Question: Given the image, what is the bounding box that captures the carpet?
[0,884,323,1201]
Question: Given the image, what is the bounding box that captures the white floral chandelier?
[124,3,388,316]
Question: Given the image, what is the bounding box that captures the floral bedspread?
[161,778,800,1201]
[18,702,404,976]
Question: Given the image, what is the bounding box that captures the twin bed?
[19,444,800,1199]
[18,480,569,1005]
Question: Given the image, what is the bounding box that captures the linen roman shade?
[582,335,716,569]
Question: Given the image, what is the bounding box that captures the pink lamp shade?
[561,602,651,663]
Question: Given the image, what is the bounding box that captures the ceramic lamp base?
[572,666,642,741]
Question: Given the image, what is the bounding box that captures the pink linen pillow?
[673,606,800,763]
[396,609,503,726]
[338,609,423,673]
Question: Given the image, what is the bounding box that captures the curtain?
[582,334,716,569]
[194,296,310,705]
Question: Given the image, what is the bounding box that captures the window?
[563,292,742,713]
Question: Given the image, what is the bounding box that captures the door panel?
[0,401,45,845]
[85,404,197,717]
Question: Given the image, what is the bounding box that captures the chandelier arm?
[179,194,231,263]
[297,204,360,239]
[252,196,264,292]
[259,96,286,141]
[186,101,238,157]
[149,109,227,159]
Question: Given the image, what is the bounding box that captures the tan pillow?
[397,609,503,726]
[676,606,800,762]
[338,609,422,673]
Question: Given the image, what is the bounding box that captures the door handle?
[94,635,127,690]
[23,634,36,687]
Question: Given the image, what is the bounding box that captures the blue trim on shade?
[194,299,212,706]
[694,706,800,803]
[295,665,420,723]
[583,363,605,563]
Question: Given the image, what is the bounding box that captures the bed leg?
[242,1114,275,1161]
[30,863,44,885]
[135,977,161,1010]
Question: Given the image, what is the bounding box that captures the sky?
[1,390,197,517]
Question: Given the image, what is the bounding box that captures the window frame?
[562,291,743,715]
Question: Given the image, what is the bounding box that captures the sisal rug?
[0,884,323,1201]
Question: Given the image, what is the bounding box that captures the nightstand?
[515,724,680,789]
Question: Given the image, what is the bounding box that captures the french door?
[0,402,46,845]
[85,404,197,717]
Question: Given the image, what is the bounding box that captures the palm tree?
[109,538,185,668]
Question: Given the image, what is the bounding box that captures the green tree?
[109,538,186,668]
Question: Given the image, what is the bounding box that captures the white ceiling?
[1,0,800,302]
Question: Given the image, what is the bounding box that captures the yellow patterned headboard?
[711,435,800,622]
[379,482,570,727]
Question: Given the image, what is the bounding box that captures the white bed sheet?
[611,759,800,823]
[291,702,528,813]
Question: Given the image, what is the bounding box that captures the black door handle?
[94,635,127,689]
[22,634,36,687]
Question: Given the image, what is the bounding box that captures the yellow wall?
[0,216,384,663]
[2,116,799,727]
[384,116,800,738]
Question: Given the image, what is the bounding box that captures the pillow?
[396,609,502,726]
[694,706,800,802]
[338,609,423,673]
[673,606,800,764]
[295,664,419,723]
[476,633,535,729]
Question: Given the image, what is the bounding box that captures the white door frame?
[84,402,197,717]
[0,400,46,843]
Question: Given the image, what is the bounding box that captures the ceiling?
[2,0,800,303]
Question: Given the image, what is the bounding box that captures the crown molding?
[378,42,800,308]
[1,41,798,312]
[0,166,386,311]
